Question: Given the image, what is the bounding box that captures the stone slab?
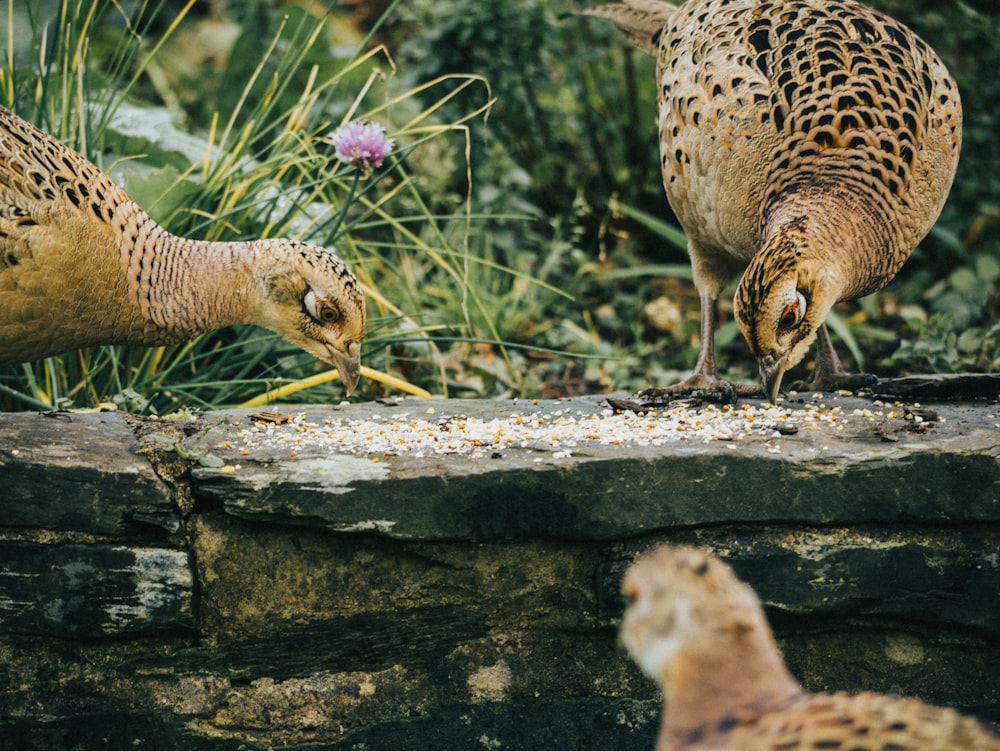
[1,397,998,748]
[0,542,194,637]
[597,529,1000,634]
[146,604,490,681]
[0,700,659,751]
[188,396,1000,540]
[0,411,178,535]
[872,373,1000,400]
[0,711,256,751]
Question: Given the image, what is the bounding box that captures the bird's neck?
[655,616,804,749]
[113,205,265,342]
[763,186,905,301]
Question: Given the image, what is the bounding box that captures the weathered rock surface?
[0,411,177,534]
[192,397,1000,539]
[0,542,193,637]
[0,395,998,750]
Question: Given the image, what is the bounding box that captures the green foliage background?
[1,0,997,411]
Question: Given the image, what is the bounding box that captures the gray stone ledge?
[0,397,998,749]
[189,396,1000,540]
[0,411,177,535]
[0,542,194,637]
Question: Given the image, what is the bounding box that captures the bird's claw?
[640,379,739,406]
[604,380,740,413]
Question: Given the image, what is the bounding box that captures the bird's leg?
[675,292,727,387]
[635,294,740,405]
[788,323,878,394]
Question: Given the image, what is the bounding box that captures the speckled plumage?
[621,546,1000,751]
[0,106,365,392]
[587,0,962,401]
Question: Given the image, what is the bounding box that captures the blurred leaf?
[609,199,689,254]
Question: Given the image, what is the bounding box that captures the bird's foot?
[639,380,738,406]
[787,371,878,396]
[605,375,744,412]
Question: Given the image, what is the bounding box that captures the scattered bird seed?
[229,401,895,460]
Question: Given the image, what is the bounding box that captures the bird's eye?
[778,292,807,333]
[304,289,343,325]
[318,303,342,324]
[625,585,641,606]
[779,306,798,330]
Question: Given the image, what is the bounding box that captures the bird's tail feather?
[581,0,677,56]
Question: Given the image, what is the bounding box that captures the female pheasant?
[587,0,962,402]
[0,106,365,393]
[622,546,1000,750]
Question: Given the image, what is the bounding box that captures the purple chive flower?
[331,120,395,172]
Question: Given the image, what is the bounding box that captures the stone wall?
[1,396,998,749]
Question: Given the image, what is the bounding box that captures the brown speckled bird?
[621,546,1000,751]
[586,0,962,402]
[0,106,365,393]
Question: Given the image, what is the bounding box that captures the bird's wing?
[0,105,128,228]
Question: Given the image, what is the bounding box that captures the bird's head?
[734,220,834,403]
[251,240,365,395]
[620,546,762,682]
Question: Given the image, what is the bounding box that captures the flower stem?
[330,169,362,240]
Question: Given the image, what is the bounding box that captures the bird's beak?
[327,346,361,396]
[759,354,787,404]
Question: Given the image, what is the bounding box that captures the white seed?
[230,401,882,460]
